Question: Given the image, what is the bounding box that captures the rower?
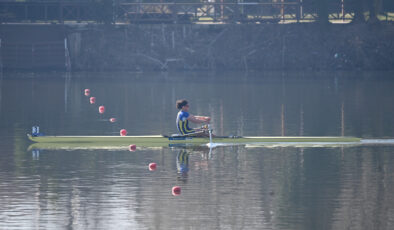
[176,99,211,136]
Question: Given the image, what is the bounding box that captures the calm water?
[1,71,394,230]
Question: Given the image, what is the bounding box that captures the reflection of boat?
[27,134,364,150]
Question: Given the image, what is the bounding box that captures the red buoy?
[129,144,137,152]
[172,186,181,196]
[148,163,157,171]
[84,89,90,96]
[120,129,127,136]
[109,118,116,123]
[89,97,96,104]
[99,105,105,114]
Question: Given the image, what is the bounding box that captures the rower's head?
[176,99,189,111]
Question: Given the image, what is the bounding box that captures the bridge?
[1,1,393,71]
[0,0,368,24]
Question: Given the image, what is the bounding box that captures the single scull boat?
[27,134,363,149]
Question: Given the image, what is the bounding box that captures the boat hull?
[28,134,361,146]
[26,134,368,150]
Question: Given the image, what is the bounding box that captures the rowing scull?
[27,134,364,149]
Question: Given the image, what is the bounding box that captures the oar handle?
[208,124,213,143]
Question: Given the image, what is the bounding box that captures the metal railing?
[0,1,302,24]
[1,0,393,24]
[117,2,301,23]
[0,1,103,23]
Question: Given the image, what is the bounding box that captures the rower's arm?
[188,115,210,123]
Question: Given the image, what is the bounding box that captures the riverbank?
[1,23,394,71]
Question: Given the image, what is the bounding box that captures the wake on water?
[206,139,394,149]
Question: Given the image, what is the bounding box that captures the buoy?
[172,186,181,196]
[109,118,116,123]
[99,105,105,114]
[84,89,90,96]
[148,163,157,171]
[129,144,136,151]
[89,97,96,104]
[120,129,127,136]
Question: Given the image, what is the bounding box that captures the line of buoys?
[83,90,144,185]
[83,91,181,197]
[146,162,181,196]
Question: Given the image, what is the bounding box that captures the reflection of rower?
[176,146,212,176]
[176,99,211,137]
[176,149,190,174]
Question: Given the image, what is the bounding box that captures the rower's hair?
[176,99,188,110]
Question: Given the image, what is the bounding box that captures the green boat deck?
[27,134,363,150]
[28,134,361,144]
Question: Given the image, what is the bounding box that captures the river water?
[1,71,394,230]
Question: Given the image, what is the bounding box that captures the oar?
[208,124,213,143]
[207,124,213,148]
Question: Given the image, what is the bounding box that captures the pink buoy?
[89,97,96,104]
[172,186,181,196]
[148,163,157,171]
[99,105,105,114]
[120,129,127,136]
[129,144,137,152]
[109,118,116,123]
[84,89,90,96]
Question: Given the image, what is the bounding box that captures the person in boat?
[176,99,211,136]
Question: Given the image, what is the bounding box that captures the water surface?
[1,71,394,229]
